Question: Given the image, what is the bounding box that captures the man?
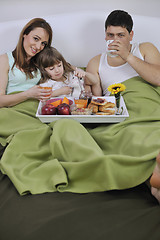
[85,10,160,96]
[85,10,160,203]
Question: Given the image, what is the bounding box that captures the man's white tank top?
[99,42,144,95]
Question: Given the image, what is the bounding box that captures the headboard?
[0,10,160,67]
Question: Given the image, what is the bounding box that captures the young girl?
[36,46,86,98]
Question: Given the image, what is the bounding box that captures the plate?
[36,96,129,123]
[46,98,73,105]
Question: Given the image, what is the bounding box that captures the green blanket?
[0,76,160,195]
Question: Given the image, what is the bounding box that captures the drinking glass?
[79,90,92,106]
[39,82,52,98]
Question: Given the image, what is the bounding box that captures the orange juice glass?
[74,99,88,108]
[39,83,52,97]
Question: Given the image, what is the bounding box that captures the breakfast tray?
[36,96,129,123]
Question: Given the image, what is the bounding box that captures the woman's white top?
[99,42,144,95]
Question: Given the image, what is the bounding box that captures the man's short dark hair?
[105,10,133,33]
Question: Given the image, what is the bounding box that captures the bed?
[0,11,160,240]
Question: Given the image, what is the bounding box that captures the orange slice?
[62,97,70,105]
[50,99,62,107]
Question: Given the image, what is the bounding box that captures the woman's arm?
[0,54,51,107]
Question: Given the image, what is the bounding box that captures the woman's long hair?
[36,46,74,83]
[12,18,53,79]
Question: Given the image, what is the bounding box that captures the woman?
[0,17,53,108]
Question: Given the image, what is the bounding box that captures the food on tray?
[97,108,115,115]
[89,99,116,115]
[88,103,98,113]
[71,107,92,115]
[57,103,71,115]
[50,99,62,107]
[41,104,57,115]
[91,98,107,105]
[100,102,115,108]
[47,97,73,106]
[37,96,128,122]
[40,97,116,116]
[74,99,88,108]
[41,97,72,115]
[62,97,70,105]
[99,102,116,114]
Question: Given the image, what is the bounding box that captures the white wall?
[1,0,160,23]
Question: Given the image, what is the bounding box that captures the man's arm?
[126,42,160,86]
[111,40,160,86]
[127,42,160,86]
[85,55,102,96]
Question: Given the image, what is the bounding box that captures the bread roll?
[99,102,115,112]
[98,107,115,115]
[91,98,107,105]
[103,102,115,108]
[88,103,98,113]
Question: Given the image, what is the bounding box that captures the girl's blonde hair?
[12,18,53,79]
[36,46,74,83]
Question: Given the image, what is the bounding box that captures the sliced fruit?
[62,97,70,105]
[47,98,73,106]
[50,99,62,107]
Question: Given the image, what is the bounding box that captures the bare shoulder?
[0,53,9,71]
[0,53,8,61]
[139,42,159,53]
[86,54,101,71]
[88,54,101,64]
[139,42,160,62]
[0,53,10,95]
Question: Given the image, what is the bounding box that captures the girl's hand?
[60,86,73,95]
[74,67,86,78]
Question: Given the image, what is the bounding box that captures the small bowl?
[71,107,92,115]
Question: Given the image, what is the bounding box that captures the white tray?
[36,96,129,123]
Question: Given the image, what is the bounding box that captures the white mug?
[106,40,118,57]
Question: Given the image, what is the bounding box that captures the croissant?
[88,103,98,113]
[96,108,115,115]
[98,101,115,115]
[99,102,115,112]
